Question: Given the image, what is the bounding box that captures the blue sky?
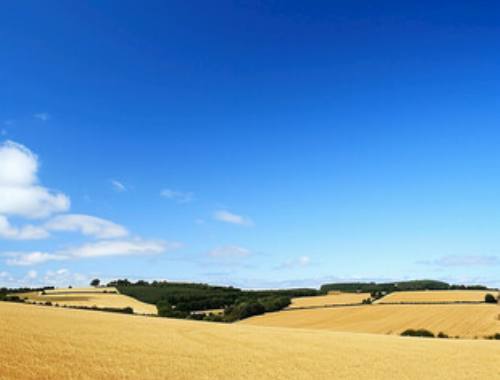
[1,1,499,288]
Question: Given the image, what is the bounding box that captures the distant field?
[16,287,157,315]
[241,304,500,338]
[289,292,370,309]
[376,290,496,304]
[1,302,499,380]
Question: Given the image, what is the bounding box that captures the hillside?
[288,292,370,309]
[1,302,499,380]
[375,290,496,304]
[16,287,157,315]
[241,304,500,338]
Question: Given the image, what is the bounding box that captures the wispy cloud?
[417,255,500,267]
[34,113,50,121]
[208,245,251,259]
[4,239,181,266]
[110,179,127,192]
[160,188,194,203]
[213,210,253,226]
[45,214,128,239]
[276,255,311,269]
[5,251,67,266]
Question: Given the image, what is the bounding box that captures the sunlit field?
[289,291,370,308]
[375,290,495,304]
[1,302,499,380]
[16,287,157,315]
[241,303,500,338]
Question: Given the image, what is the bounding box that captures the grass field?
[1,302,499,380]
[289,292,370,308]
[241,304,500,338]
[16,287,157,315]
[375,290,496,304]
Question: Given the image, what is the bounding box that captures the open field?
[16,287,157,315]
[375,290,497,304]
[241,304,500,338]
[289,292,370,308]
[1,302,499,380]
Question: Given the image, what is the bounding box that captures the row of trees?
[320,280,490,294]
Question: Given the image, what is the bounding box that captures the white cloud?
[160,189,194,203]
[0,141,70,218]
[5,251,67,266]
[213,210,253,226]
[45,214,128,239]
[110,179,127,192]
[68,239,175,258]
[34,113,50,121]
[208,245,251,259]
[0,215,49,240]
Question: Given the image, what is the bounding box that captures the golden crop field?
[289,292,370,309]
[241,304,500,338]
[375,290,496,304]
[1,302,499,380]
[16,287,157,315]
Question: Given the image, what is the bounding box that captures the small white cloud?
[208,245,251,259]
[5,251,68,266]
[110,179,127,192]
[45,214,128,239]
[34,113,50,121]
[195,218,205,225]
[213,210,253,226]
[0,141,70,218]
[160,189,194,203]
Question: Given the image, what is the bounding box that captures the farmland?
[289,292,370,309]
[15,287,157,315]
[1,302,499,380]
[241,303,500,338]
[375,290,495,304]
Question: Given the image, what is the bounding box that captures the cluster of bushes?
[0,294,24,303]
[484,294,498,304]
[401,329,451,338]
[485,333,500,340]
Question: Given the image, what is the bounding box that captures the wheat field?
[1,302,499,380]
[289,292,370,308]
[241,304,500,338]
[375,290,495,304]
[16,287,157,315]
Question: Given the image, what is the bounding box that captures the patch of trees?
[111,279,315,314]
[156,295,292,322]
